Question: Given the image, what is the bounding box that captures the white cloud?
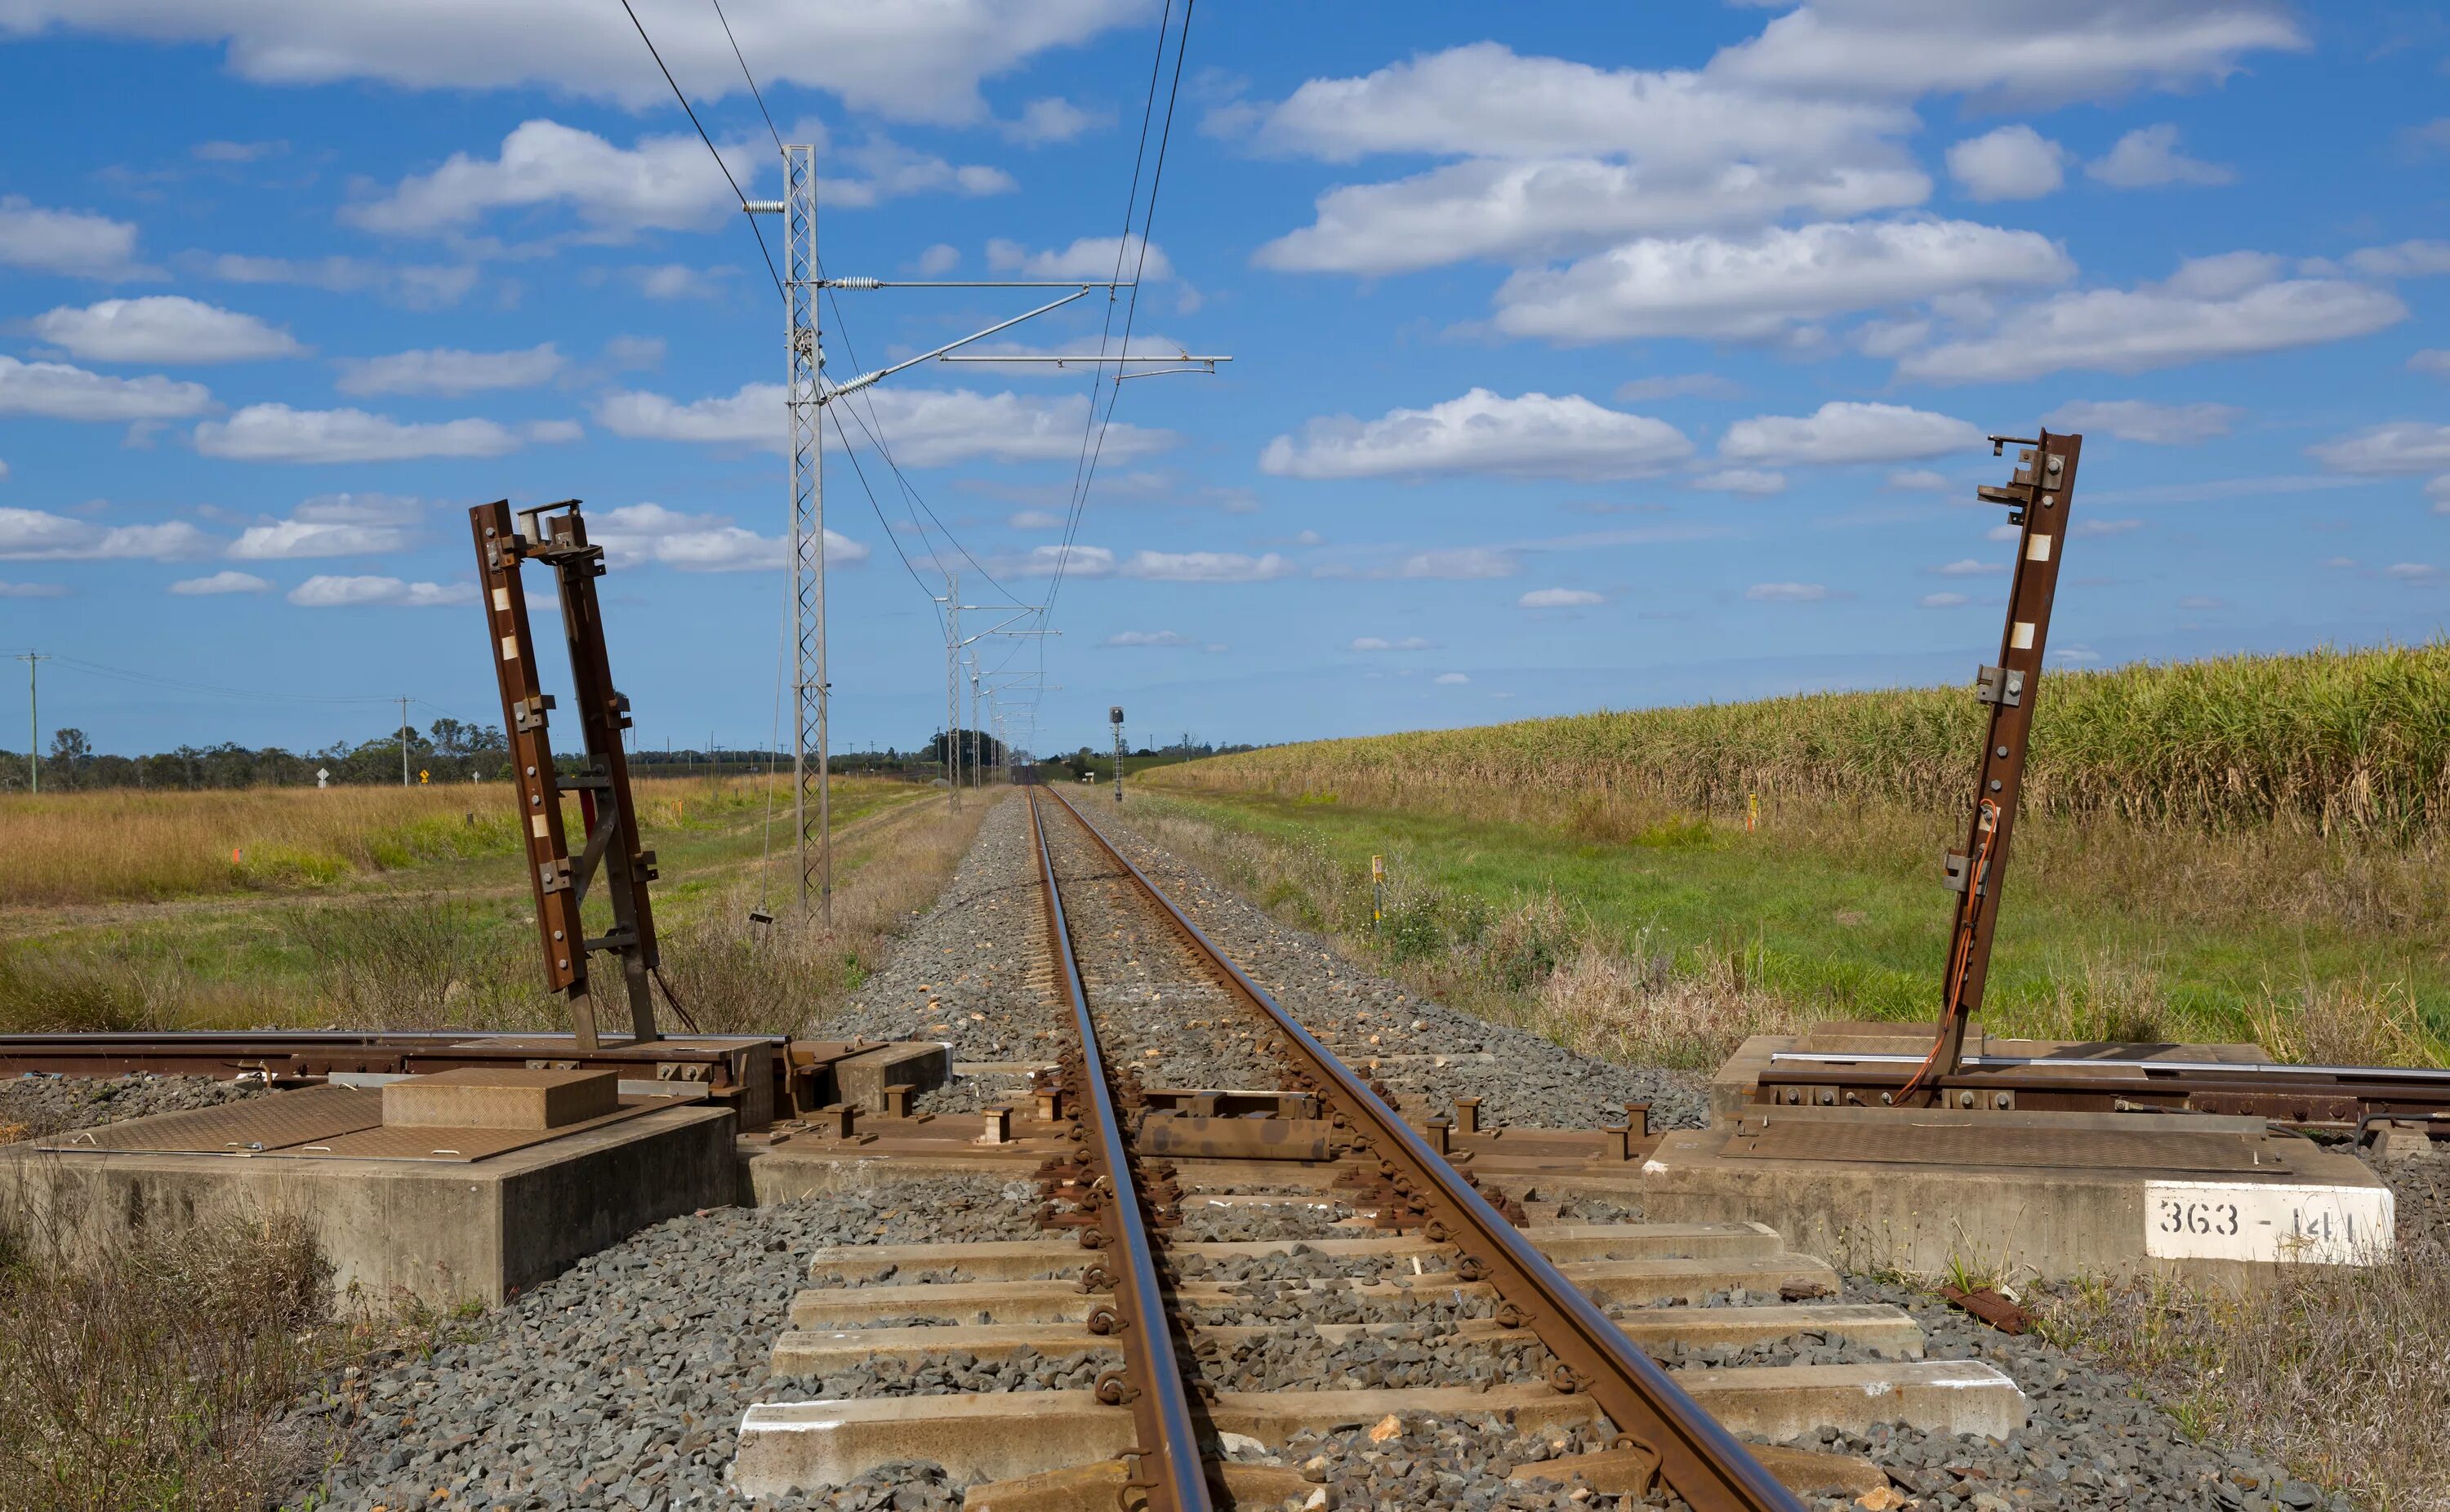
[2337,242,2450,280]
[194,403,568,463]
[31,296,301,364]
[1745,581,1829,603]
[1887,468,1950,491]
[822,133,1017,207]
[987,234,1171,282]
[0,507,212,561]
[1615,373,1738,402]
[1720,402,1979,465]
[346,121,745,235]
[222,496,423,561]
[336,343,564,396]
[2177,595,2222,611]
[586,501,863,572]
[1434,672,1470,686]
[1931,558,2002,577]
[287,575,473,607]
[0,2,1142,123]
[0,460,9,479]
[2310,423,2450,476]
[1896,254,2405,383]
[2429,478,2450,515]
[0,196,146,278]
[2073,518,2144,537]
[193,139,283,162]
[1255,155,1930,277]
[2087,125,2235,189]
[2385,563,2440,584]
[1008,509,1063,529]
[595,383,1171,466]
[1918,591,1970,608]
[1122,551,1293,583]
[1519,587,1604,607]
[1349,635,1433,651]
[2046,399,2238,444]
[195,251,478,309]
[1242,42,1913,162]
[0,580,68,598]
[1235,43,1927,276]
[1690,468,1788,496]
[1946,126,2064,201]
[630,264,727,300]
[170,569,270,595]
[1005,544,1115,579]
[1103,629,1195,647]
[602,336,665,372]
[1709,0,2304,106]
[1262,389,1691,481]
[1398,547,1519,580]
[229,518,409,558]
[0,356,212,421]
[1005,97,1099,145]
[914,243,960,276]
[1493,219,2070,343]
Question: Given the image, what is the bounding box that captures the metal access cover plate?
[1722,1114,2296,1174]
[33,1083,667,1163]
[37,1084,380,1154]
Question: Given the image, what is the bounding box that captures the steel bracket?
[1974,665,2024,708]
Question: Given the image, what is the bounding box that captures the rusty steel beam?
[473,500,590,1034]
[1754,1054,2450,1132]
[1924,431,2083,1088]
[1025,789,1215,1512]
[471,499,661,1049]
[1038,785,1800,1512]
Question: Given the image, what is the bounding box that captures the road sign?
[418,768,430,785]
[316,768,328,789]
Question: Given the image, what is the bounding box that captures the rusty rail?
[1037,784,1801,1512]
[1026,787,1215,1512]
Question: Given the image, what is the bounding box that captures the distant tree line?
[0,718,519,792]
[0,720,1138,792]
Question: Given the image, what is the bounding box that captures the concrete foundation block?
[0,1105,735,1306]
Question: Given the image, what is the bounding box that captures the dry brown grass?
[1523,944,1810,1070]
[0,1208,334,1512]
[0,776,888,909]
[2046,1237,2450,1510]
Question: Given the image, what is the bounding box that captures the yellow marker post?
[1748,792,1758,833]
[1371,854,1386,932]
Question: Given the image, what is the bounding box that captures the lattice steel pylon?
[783,144,831,923]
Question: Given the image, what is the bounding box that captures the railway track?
[730,788,2033,1508]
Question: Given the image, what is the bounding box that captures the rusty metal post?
[472,500,595,1047]
[470,499,663,1049]
[1922,430,2082,1089]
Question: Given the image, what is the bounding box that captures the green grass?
[1134,787,2450,1052]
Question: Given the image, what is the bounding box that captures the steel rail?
[1770,1051,2450,1083]
[1039,785,1800,1511]
[1026,787,1216,1512]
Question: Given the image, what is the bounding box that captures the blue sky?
[1,1,2446,760]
